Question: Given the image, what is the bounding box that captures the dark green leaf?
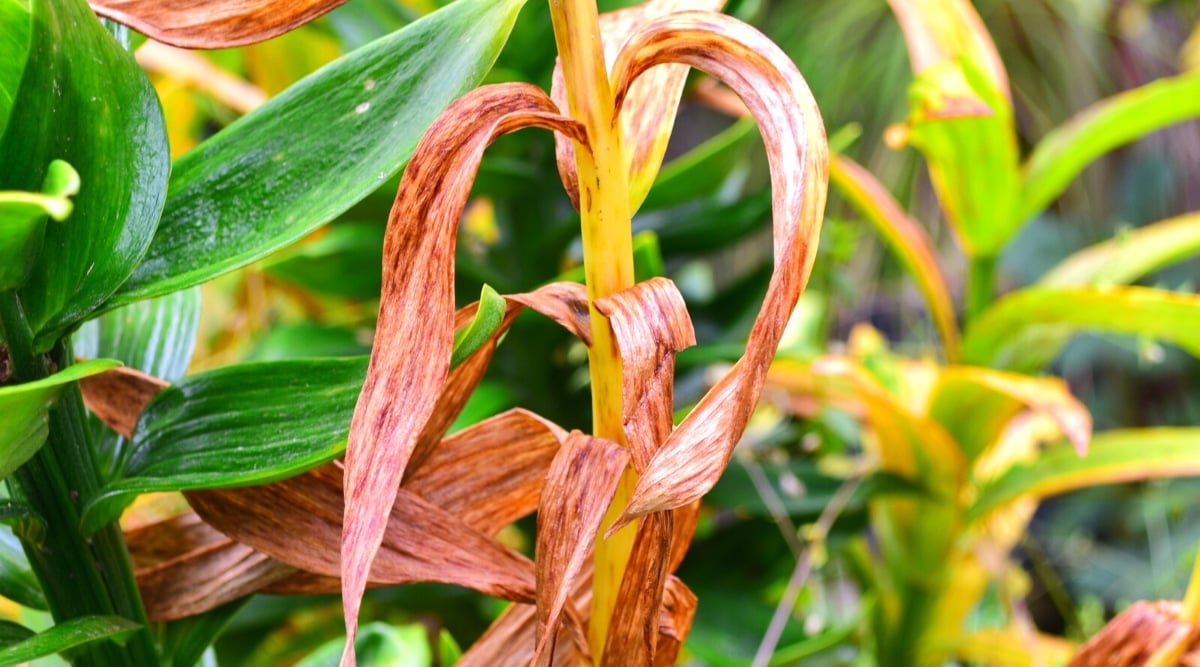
[0,0,168,348]
[0,615,139,666]
[109,0,528,306]
[161,599,248,667]
[0,620,33,647]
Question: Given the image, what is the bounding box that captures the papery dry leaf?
[552,0,726,212]
[507,282,593,346]
[534,432,630,665]
[655,575,698,667]
[342,82,582,664]
[594,277,695,471]
[1067,601,1200,667]
[607,11,828,523]
[89,0,349,48]
[79,367,168,439]
[189,464,538,606]
[601,511,671,666]
[459,601,583,667]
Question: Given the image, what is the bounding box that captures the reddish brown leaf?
[594,277,696,472]
[89,0,349,48]
[601,511,672,666]
[534,432,630,666]
[459,602,583,667]
[607,11,829,523]
[666,500,700,573]
[507,282,593,346]
[342,82,582,661]
[655,575,698,667]
[79,367,168,439]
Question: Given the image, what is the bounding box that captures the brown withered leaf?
[601,511,671,666]
[533,432,630,665]
[342,82,582,662]
[594,277,696,472]
[459,602,582,667]
[607,11,829,524]
[189,464,538,605]
[551,0,726,211]
[89,0,349,48]
[79,367,168,439]
[655,575,699,667]
[1067,600,1200,667]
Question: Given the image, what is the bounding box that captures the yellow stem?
[546,0,637,663]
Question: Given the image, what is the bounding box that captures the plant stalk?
[0,291,156,666]
[546,0,638,662]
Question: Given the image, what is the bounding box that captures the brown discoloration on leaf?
[606,11,828,523]
[342,82,582,659]
[655,576,698,667]
[551,0,726,211]
[460,602,584,667]
[89,0,349,48]
[533,432,629,665]
[594,277,695,472]
[666,500,700,573]
[601,511,671,666]
[79,367,168,440]
[1067,601,1200,667]
[508,282,593,346]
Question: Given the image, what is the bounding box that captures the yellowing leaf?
[886,0,1009,99]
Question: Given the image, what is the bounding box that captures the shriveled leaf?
[534,433,629,665]
[830,154,958,359]
[0,359,119,481]
[1039,212,1200,288]
[552,0,726,212]
[609,10,828,522]
[961,286,1200,372]
[90,0,348,48]
[654,576,698,667]
[886,0,1008,99]
[342,82,581,664]
[0,615,140,665]
[1020,71,1200,222]
[459,602,581,667]
[109,0,529,306]
[4,0,168,347]
[82,357,364,535]
[0,160,79,291]
[968,428,1200,522]
[601,512,671,666]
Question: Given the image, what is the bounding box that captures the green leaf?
[0,0,168,348]
[109,0,528,306]
[968,428,1200,522]
[0,620,33,647]
[1038,212,1200,288]
[160,599,247,667]
[450,284,506,368]
[961,286,1200,372]
[0,527,45,611]
[0,615,140,666]
[1020,71,1200,223]
[260,221,384,300]
[0,160,79,290]
[81,357,366,535]
[642,116,757,211]
[0,0,30,140]
[0,358,119,481]
[295,622,432,667]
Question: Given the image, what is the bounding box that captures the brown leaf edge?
[89,0,350,48]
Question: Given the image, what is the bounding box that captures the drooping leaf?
[0,359,119,481]
[0,160,79,291]
[968,428,1200,522]
[1020,71,1200,222]
[1038,212,1200,288]
[1,0,168,347]
[341,82,581,666]
[108,0,530,307]
[82,357,366,535]
[606,10,828,522]
[90,0,350,48]
[0,615,140,665]
[961,286,1200,372]
[830,154,959,359]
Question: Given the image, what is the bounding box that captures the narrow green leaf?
[0,359,119,481]
[0,160,79,290]
[0,615,140,666]
[0,527,45,611]
[161,599,248,667]
[0,0,30,139]
[968,428,1200,522]
[81,357,366,535]
[450,284,506,368]
[961,286,1200,372]
[0,620,33,648]
[642,115,757,210]
[1038,212,1200,288]
[1020,71,1200,222]
[109,0,528,306]
[0,0,168,348]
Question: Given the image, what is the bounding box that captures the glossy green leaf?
[968,428,1200,522]
[0,527,45,611]
[1038,212,1200,288]
[0,160,79,290]
[961,286,1200,372]
[0,358,119,481]
[0,615,139,666]
[81,357,367,535]
[1020,71,1200,222]
[450,284,505,368]
[0,0,168,348]
[296,622,432,667]
[0,0,30,140]
[109,0,528,306]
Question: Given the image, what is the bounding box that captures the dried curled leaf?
[89,0,349,48]
[601,511,672,666]
[342,82,582,664]
[79,367,168,440]
[606,10,829,523]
